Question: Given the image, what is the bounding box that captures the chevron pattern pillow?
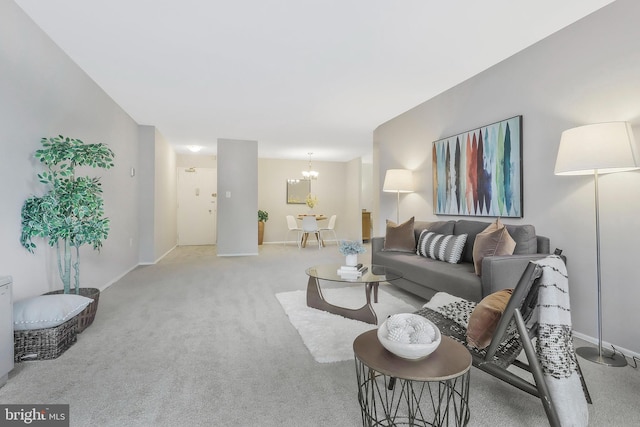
[417,231,467,264]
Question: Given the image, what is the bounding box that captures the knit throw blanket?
[533,255,588,426]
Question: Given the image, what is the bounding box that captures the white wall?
[257,158,357,244]
[0,1,140,300]
[374,0,640,354]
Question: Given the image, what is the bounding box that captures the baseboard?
[572,331,640,361]
[99,263,139,292]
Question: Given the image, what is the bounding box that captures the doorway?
[177,167,217,245]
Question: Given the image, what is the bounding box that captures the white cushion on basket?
[13,294,93,331]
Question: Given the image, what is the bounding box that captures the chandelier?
[302,152,319,180]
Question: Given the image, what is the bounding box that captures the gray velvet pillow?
[383,217,415,252]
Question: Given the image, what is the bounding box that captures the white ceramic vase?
[345,254,358,267]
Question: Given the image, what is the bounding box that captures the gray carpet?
[1,243,639,426]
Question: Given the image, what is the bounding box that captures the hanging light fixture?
[302,152,319,180]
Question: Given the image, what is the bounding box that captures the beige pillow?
[466,288,513,349]
[383,217,415,252]
[472,218,516,275]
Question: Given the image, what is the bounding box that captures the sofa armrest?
[371,236,385,255]
[480,254,550,297]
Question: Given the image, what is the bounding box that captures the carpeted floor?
[276,286,416,363]
[1,243,639,426]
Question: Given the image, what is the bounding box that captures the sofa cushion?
[373,249,483,301]
[413,220,455,242]
[383,217,415,252]
[466,288,513,349]
[504,224,538,255]
[417,231,467,264]
[473,219,516,275]
[454,220,538,263]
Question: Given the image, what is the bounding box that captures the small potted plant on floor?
[20,135,115,331]
[258,210,269,245]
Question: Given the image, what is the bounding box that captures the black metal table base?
[355,358,470,426]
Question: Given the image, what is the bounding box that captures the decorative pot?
[44,287,100,333]
[258,221,265,245]
[345,254,358,267]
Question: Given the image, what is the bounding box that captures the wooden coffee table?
[305,264,402,325]
[353,330,472,426]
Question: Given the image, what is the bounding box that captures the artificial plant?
[20,136,115,294]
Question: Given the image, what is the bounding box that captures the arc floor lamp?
[383,169,413,224]
[555,121,639,367]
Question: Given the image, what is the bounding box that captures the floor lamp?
[555,121,639,367]
[383,169,413,224]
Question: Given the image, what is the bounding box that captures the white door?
[177,167,217,245]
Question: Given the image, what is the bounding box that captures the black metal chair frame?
[415,262,591,427]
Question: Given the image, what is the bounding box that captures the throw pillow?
[383,217,416,252]
[13,294,93,331]
[472,218,516,276]
[416,231,467,264]
[466,288,513,349]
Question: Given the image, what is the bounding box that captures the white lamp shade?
[555,122,640,176]
[383,169,413,193]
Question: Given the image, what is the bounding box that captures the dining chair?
[301,216,322,249]
[318,214,337,245]
[284,215,303,248]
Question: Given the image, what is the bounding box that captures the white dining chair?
[319,214,337,245]
[301,216,322,249]
[284,215,303,248]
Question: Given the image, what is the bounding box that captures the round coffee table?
[353,329,471,426]
[305,264,403,325]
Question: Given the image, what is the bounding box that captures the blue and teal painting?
[432,116,522,217]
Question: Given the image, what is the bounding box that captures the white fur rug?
[276,286,417,363]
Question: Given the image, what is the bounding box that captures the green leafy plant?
[258,210,269,222]
[20,136,115,294]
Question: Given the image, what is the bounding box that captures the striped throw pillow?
[417,231,468,264]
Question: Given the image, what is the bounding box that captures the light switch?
[226,191,231,198]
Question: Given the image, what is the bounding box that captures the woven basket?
[14,316,78,362]
[44,287,100,333]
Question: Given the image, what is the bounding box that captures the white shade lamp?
[383,169,414,223]
[555,121,639,367]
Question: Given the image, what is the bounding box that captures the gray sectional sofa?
[371,219,550,302]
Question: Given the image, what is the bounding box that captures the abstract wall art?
[432,116,523,217]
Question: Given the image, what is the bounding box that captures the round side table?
[353,330,472,426]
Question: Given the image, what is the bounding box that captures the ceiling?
[15,0,615,162]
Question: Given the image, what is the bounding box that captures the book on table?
[337,265,368,278]
[339,271,362,280]
[339,263,363,271]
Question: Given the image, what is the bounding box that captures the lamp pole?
[575,170,627,367]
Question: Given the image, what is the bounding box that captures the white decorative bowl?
[377,313,442,360]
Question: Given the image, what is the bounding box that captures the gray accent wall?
[138,126,178,264]
[0,1,176,300]
[374,0,640,355]
[217,139,258,256]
